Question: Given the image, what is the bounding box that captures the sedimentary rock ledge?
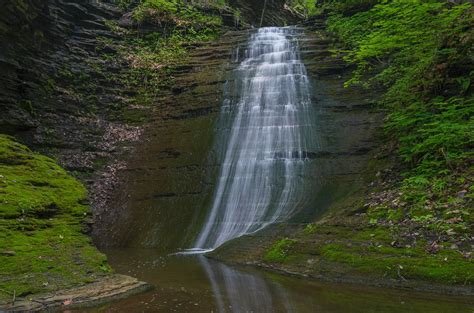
[0,274,151,312]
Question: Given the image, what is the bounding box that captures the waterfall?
[195,27,317,251]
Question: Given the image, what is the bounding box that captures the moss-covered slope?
[262,217,473,288]
[0,135,110,301]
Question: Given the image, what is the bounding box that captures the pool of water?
[76,248,473,313]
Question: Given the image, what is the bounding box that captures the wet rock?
[92,29,250,248]
[118,12,137,28]
[0,274,151,312]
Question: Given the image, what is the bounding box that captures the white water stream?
[195,27,317,251]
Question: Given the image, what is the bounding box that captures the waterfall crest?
[195,27,317,250]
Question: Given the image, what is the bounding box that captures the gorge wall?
[91,17,383,253]
[4,1,471,310]
[92,29,249,248]
[0,0,381,252]
[0,0,301,226]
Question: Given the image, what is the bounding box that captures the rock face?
[229,0,301,26]
[92,30,250,248]
[0,0,138,173]
[0,1,153,240]
[294,25,383,220]
[0,2,153,305]
[2,274,151,312]
[92,19,383,252]
[0,0,303,248]
[1,0,380,280]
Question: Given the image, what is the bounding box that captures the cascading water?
[195,27,318,251]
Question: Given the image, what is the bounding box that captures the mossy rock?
[0,135,111,301]
[263,223,473,286]
[0,135,89,219]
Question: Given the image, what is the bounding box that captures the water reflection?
[78,249,473,313]
[198,255,474,313]
[200,256,279,313]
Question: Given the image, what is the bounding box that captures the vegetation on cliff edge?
[98,0,232,121]
[328,0,473,251]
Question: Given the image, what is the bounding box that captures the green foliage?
[133,0,224,28]
[303,223,318,234]
[328,1,471,89]
[101,0,225,118]
[112,0,139,10]
[112,0,228,11]
[387,96,474,172]
[308,0,379,16]
[323,0,473,239]
[328,0,379,15]
[134,0,178,22]
[129,0,223,64]
[294,0,378,17]
[287,0,318,17]
[264,238,296,262]
[0,135,110,300]
[125,32,188,68]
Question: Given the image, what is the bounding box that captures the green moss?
[268,222,473,285]
[351,227,392,242]
[0,135,110,301]
[134,0,227,25]
[100,1,227,122]
[303,223,318,234]
[264,238,296,263]
[321,242,473,284]
[0,136,88,219]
